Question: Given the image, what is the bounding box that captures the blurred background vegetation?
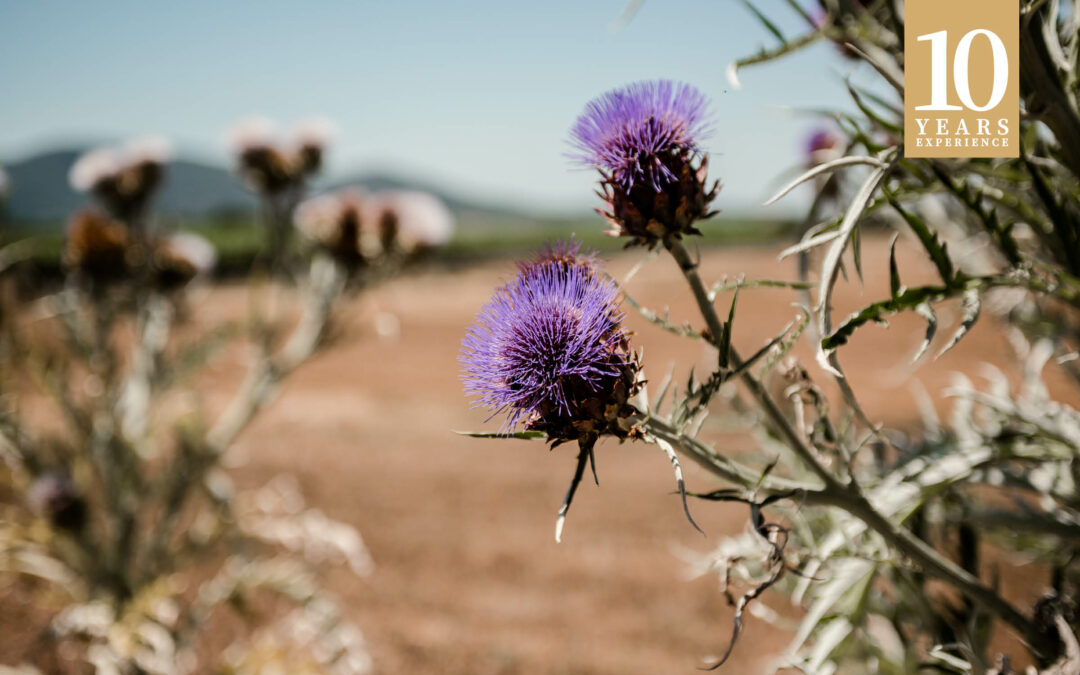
[0,148,794,275]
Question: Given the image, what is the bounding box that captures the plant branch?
[659,236,1056,659]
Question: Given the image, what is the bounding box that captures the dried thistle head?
[64,208,133,286]
[294,190,369,268]
[151,232,217,291]
[291,117,338,176]
[366,190,455,255]
[374,203,400,254]
[69,137,171,222]
[226,116,334,197]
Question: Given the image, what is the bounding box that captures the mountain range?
[1,148,536,226]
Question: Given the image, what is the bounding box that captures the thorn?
[554,441,592,544]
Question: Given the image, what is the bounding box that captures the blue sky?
[0,0,864,216]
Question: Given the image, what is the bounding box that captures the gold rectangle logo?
[904,0,1019,158]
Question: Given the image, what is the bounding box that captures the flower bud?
[69,137,171,222]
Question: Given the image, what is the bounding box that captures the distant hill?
[2,147,544,227]
[4,149,256,223]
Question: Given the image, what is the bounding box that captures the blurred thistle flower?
[805,127,843,164]
[225,116,279,156]
[367,190,456,254]
[69,137,172,222]
[64,208,133,286]
[152,232,217,291]
[292,117,338,175]
[570,80,719,247]
[27,472,87,532]
[294,190,368,267]
[226,116,334,196]
[69,148,121,193]
[461,251,640,443]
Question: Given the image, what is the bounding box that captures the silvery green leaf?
[912,301,937,363]
[804,617,854,674]
[936,289,981,359]
[763,156,890,207]
[817,153,895,376]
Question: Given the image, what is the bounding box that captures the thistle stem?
[659,236,1056,658]
[662,237,843,492]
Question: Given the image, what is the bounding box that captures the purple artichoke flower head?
[461,253,640,442]
[570,81,720,247]
[570,80,711,192]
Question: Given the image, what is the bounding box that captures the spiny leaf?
[782,0,817,26]
[932,163,1020,265]
[653,437,703,536]
[728,29,823,83]
[822,284,952,351]
[887,194,954,284]
[729,319,799,381]
[620,286,704,341]
[817,154,895,376]
[740,0,787,45]
[852,225,864,286]
[652,362,676,415]
[763,155,890,207]
[889,233,902,299]
[937,288,981,359]
[846,79,902,134]
[912,301,938,363]
[454,430,546,440]
[720,286,739,369]
[761,307,810,377]
[708,278,813,298]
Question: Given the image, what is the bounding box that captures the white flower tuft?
[163,232,217,275]
[224,116,279,155]
[374,190,456,249]
[123,135,173,165]
[69,147,121,192]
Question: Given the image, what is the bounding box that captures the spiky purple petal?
[461,261,627,432]
[569,80,711,191]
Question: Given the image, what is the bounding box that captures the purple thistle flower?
[805,128,841,159]
[461,260,633,436]
[569,80,712,192]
